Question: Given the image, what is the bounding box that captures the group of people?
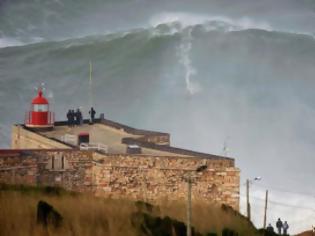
[66,107,96,126]
[66,109,83,126]
[266,218,289,235]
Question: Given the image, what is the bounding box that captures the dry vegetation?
[297,231,314,236]
[0,185,259,236]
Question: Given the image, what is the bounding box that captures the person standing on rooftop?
[89,107,96,124]
[66,110,71,127]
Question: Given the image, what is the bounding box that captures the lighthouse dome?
[32,90,48,105]
[25,88,54,129]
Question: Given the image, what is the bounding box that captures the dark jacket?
[266,225,274,232]
[276,219,283,228]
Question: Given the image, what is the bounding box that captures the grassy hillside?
[0,184,260,236]
[297,231,314,236]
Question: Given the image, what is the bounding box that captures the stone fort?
[0,91,240,209]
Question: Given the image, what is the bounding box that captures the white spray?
[177,27,201,95]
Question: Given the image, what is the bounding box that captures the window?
[52,156,55,170]
[61,155,64,169]
[33,104,48,112]
[47,154,67,171]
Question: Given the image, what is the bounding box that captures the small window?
[33,104,48,112]
[48,154,66,171]
[52,156,55,170]
[61,156,64,169]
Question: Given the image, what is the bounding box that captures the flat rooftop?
[41,123,140,154]
[24,118,233,161]
[39,123,178,156]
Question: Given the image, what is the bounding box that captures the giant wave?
[1,19,315,143]
[1,13,315,234]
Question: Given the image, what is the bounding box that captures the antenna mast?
[89,60,93,108]
[222,136,230,156]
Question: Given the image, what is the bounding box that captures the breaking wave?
[1,19,315,142]
[1,4,315,234]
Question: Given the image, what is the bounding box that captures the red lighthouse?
[25,88,54,129]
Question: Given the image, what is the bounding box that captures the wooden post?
[187,176,192,236]
[263,190,268,228]
[246,179,251,220]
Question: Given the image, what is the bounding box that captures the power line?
[241,194,315,213]
[252,182,315,198]
[286,214,315,225]
[268,199,315,213]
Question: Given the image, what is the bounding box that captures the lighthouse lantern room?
[25,88,54,129]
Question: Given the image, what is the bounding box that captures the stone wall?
[11,125,70,149]
[36,150,93,192]
[92,152,239,209]
[0,150,93,193]
[0,150,240,210]
[0,150,38,185]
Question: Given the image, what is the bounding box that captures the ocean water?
[0,0,315,233]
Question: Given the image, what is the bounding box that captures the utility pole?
[246,179,251,221]
[263,190,268,229]
[184,165,207,236]
[187,175,192,236]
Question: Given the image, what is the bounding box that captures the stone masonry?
[0,149,239,209]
